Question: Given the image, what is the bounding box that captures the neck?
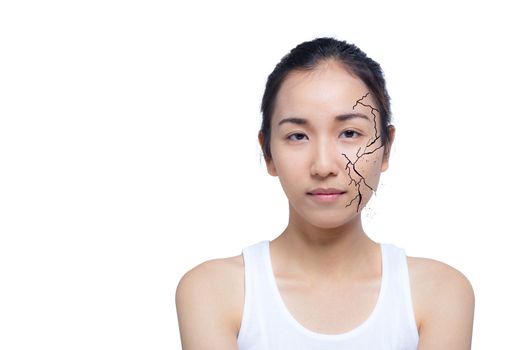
[270,204,378,284]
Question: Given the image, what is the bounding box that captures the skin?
[176,59,475,349]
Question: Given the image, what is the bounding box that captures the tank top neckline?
[262,240,389,341]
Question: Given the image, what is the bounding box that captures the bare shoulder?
[176,254,244,300]
[406,255,474,294]
[406,255,475,349]
[175,254,245,348]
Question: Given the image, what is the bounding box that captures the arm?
[416,260,475,349]
[176,260,239,350]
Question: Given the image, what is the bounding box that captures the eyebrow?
[277,113,370,127]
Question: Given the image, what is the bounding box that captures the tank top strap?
[238,240,280,346]
[380,243,419,339]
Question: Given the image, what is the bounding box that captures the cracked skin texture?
[343,92,385,213]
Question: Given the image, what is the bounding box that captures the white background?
[1,1,524,348]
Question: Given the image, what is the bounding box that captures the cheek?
[272,142,312,173]
[360,153,383,172]
[343,151,384,187]
[272,153,303,186]
[363,152,383,167]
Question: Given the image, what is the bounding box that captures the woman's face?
[262,60,395,228]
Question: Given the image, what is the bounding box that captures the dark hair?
[259,37,392,161]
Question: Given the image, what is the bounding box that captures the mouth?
[307,192,346,195]
[307,190,346,202]
[307,188,347,195]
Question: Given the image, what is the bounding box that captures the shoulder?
[406,256,475,306]
[176,254,245,336]
[406,255,475,348]
[176,254,244,293]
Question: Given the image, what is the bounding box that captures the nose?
[310,138,340,178]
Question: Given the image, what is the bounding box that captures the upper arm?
[416,260,475,350]
[176,260,239,350]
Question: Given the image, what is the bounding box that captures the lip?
[307,192,345,202]
[307,188,347,203]
[307,187,347,195]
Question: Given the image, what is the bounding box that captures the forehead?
[272,61,373,125]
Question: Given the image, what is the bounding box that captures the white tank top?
[237,240,419,349]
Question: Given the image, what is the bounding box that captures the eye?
[341,130,361,139]
[287,133,308,141]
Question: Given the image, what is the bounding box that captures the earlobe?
[267,159,278,177]
[381,154,389,172]
[258,131,278,177]
[381,125,396,172]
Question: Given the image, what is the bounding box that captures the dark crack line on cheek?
[342,92,385,213]
[342,152,370,213]
[354,92,381,150]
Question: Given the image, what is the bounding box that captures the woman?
[176,37,475,349]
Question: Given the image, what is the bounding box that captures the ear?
[258,131,278,177]
[381,125,396,172]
